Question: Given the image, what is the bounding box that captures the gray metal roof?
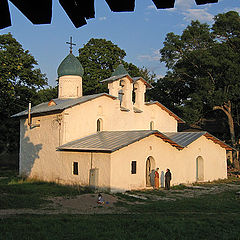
[12,93,116,118]
[57,130,232,153]
[57,130,158,152]
[163,131,233,150]
[162,132,206,148]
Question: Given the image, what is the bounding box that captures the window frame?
[97,118,103,132]
[131,161,137,174]
[73,162,79,175]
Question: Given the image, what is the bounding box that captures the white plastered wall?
[134,80,146,109]
[57,151,111,187]
[62,95,177,144]
[19,114,61,180]
[110,135,227,192]
[19,94,226,191]
[20,110,227,190]
[19,95,177,183]
[19,113,111,186]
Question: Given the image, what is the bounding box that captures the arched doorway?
[196,156,204,182]
[146,156,155,187]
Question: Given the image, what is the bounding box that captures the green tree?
[211,11,240,149]
[0,33,47,156]
[149,11,240,166]
[78,38,126,95]
[78,38,155,95]
[32,87,58,106]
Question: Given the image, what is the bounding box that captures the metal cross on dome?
[66,36,76,54]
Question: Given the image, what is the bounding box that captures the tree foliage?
[78,38,126,95]
[149,11,240,151]
[32,87,57,106]
[0,36,155,157]
[0,33,47,155]
[78,38,155,95]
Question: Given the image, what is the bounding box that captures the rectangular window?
[73,162,78,175]
[131,161,137,174]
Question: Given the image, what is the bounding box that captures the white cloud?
[137,55,154,61]
[137,49,160,62]
[175,0,194,10]
[146,0,216,24]
[152,49,160,60]
[99,16,107,21]
[146,3,176,12]
[183,8,214,22]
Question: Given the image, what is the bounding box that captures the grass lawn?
[0,169,93,209]
[0,169,240,240]
[126,190,240,214]
[1,213,240,240]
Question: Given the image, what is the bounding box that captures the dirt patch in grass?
[48,193,123,214]
[0,193,125,217]
[1,178,240,217]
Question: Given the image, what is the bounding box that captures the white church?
[13,51,231,192]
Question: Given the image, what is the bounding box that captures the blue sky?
[1,0,239,87]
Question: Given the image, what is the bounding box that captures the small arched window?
[97,118,103,132]
[150,121,154,130]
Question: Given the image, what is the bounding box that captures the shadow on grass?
[0,171,94,209]
[129,190,240,214]
[114,178,240,215]
[0,213,240,240]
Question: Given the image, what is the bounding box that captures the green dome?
[57,53,84,77]
[111,64,129,77]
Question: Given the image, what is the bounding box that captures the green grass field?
[1,213,240,240]
[0,169,240,240]
[0,169,93,209]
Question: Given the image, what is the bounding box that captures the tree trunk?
[213,101,239,169]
